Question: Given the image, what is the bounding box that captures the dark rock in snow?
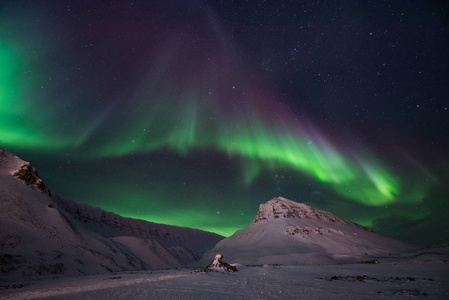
[205,254,237,272]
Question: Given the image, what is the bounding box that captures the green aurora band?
[1,37,399,206]
[93,97,400,206]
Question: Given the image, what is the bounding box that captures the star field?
[1,1,448,243]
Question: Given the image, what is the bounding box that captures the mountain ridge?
[0,147,223,279]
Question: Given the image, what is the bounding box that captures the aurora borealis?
[1,1,448,243]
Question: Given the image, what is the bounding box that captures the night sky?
[1,1,448,243]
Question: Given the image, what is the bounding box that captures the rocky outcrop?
[13,162,50,196]
[205,254,237,272]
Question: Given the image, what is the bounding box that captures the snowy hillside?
[200,197,418,266]
[0,148,223,279]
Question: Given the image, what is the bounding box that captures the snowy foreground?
[1,259,448,299]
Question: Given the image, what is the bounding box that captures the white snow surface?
[1,251,448,299]
[199,197,418,266]
[0,148,222,279]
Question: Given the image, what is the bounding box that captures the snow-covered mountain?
[0,148,223,279]
[200,197,418,266]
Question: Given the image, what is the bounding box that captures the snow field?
[1,260,448,299]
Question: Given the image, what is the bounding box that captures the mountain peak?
[252,196,343,224]
[200,197,416,266]
[0,148,50,195]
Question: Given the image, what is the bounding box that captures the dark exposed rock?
[13,163,50,196]
[205,254,237,272]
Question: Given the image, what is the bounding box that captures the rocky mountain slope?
[0,148,223,280]
[200,197,418,266]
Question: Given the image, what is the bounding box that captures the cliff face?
[253,197,349,224]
